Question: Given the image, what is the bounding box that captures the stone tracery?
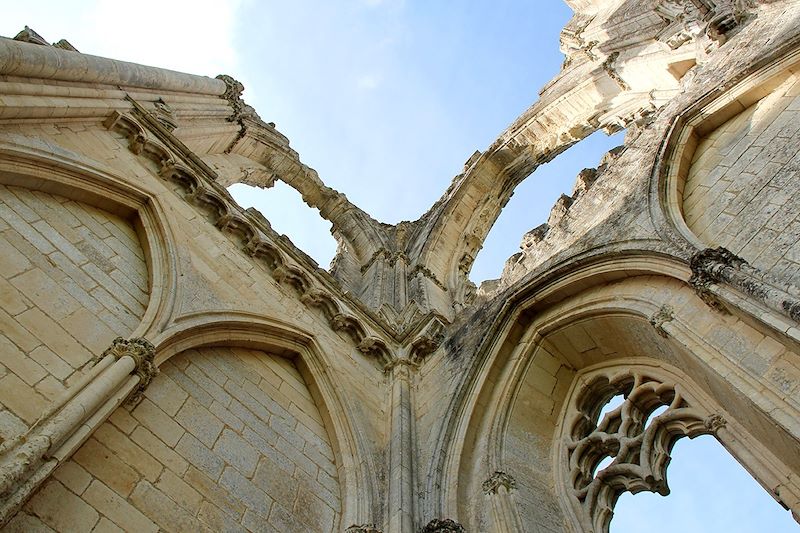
[562,368,725,532]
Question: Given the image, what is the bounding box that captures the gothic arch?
[654,40,800,253]
[435,258,799,531]
[426,253,688,522]
[0,137,180,339]
[150,313,380,528]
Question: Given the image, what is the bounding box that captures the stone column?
[386,359,417,533]
[0,337,157,525]
[483,471,524,533]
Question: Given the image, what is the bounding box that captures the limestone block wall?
[0,183,147,433]
[683,73,800,283]
[8,346,341,533]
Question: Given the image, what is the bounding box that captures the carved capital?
[649,305,674,338]
[482,470,517,495]
[704,413,727,433]
[102,337,158,404]
[421,518,466,533]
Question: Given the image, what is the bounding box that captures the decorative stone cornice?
[104,106,396,355]
[649,304,675,338]
[421,518,466,533]
[482,470,517,495]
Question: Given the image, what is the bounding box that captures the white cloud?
[86,0,242,76]
[0,0,243,79]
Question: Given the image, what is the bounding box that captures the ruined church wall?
[451,274,800,531]
[0,182,147,434]
[8,346,341,533]
[683,72,800,283]
[0,118,388,530]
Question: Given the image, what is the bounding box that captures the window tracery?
[561,369,725,532]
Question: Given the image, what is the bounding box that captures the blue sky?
[1,2,796,530]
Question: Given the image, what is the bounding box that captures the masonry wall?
[0,183,147,433]
[683,72,800,283]
[7,346,341,533]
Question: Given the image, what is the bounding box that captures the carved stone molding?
[216,74,261,123]
[601,51,629,90]
[482,470,517,495]
[104,107,391,358]
[689,247,800,323]
[689,247,747,312]
[345,524,383,533]
[151,98,177,132]
[420,518,466,533]
[648,305,675,338]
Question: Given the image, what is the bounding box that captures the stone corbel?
[0,337,157,525]
[689,247,800,323]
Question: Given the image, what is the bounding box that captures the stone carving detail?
[601,52,629,90]
[12,26,79,51]
[151,98,178,132]
[704,413,727,433]
[102,337,158,404]
[216,74,261,123]
[482,470,517,495]
[105,107,383,354]
[421,518,466,533]
[648,305,675,338]
[655,0,758,50]
[345,525,383,533]
[689,246,747,312]
[12,26,49,46]
[689,247,800,322]
[563,370,716,533]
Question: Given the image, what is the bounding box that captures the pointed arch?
[428,252,800,531]
[150,312,380,528]
[0,135,180,339]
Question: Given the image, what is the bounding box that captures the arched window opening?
[229,182,338,269]
[561,367,797,533]
[610,436,798,532]
[469,130,625,284]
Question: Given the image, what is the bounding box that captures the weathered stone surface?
[1,2,800,532]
